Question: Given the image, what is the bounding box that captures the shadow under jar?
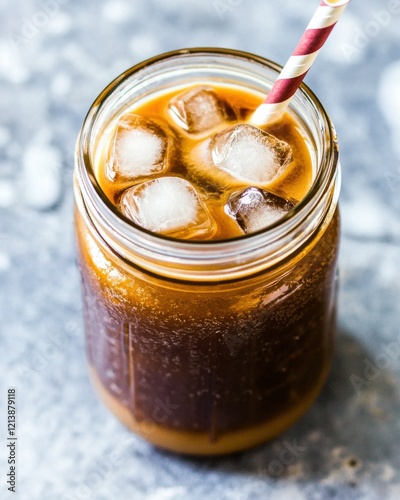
[74,48,340,456]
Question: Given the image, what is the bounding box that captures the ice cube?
[107,114,168,180]
[212,124,293,184]
[119,177,214,238]
[226,187,294,234]
[169,86,236,135]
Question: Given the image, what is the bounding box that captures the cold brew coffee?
[74,49,340,455]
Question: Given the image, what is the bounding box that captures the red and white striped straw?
[251,0,351,126]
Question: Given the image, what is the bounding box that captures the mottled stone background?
[1,0,400,499]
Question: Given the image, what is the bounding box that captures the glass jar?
[74,48,340,455]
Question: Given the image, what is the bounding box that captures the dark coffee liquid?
[96,84,313,240]
[75,83,339,455]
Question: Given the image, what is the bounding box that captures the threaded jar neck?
[74,48,340,282]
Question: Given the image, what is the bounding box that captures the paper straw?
[251,0,351,126]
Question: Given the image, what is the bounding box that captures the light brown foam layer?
[89,365,329,456]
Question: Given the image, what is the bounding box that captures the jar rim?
[75,47,339,280]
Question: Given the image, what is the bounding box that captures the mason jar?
[74,48,340,455]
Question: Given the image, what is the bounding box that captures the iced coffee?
[74,49,340,455]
